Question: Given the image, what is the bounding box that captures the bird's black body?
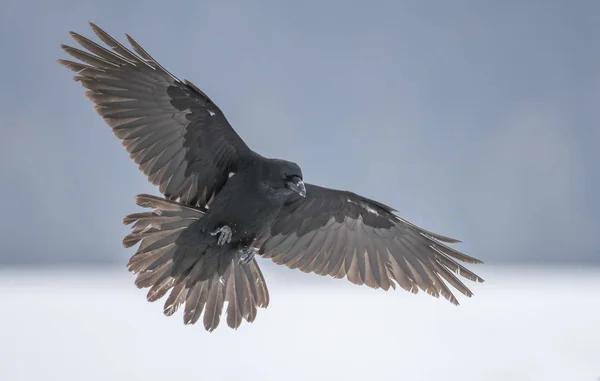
[59,23,484,332]
[195,156,304,262]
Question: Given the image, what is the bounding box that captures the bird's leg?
[210,225,233,246]
[238,246,258,265]
[238,238,258,264]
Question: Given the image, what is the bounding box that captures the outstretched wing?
[59,23,253,208]
[259,184,484,304]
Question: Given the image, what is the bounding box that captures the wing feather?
[60,23,254,208]
[260,184,484,305]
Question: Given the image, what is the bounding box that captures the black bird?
[59,23,484,332]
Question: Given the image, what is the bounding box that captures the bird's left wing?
[59,23,254,208]
[259,184,484,304]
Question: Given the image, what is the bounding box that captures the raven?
[59,23,484,332]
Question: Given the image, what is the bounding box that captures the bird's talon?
[239,247,258,264]
[211,225,232,246]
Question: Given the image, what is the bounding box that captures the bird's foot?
[210,225,232,246]
[239,247,258,265]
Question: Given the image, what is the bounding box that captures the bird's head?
[281,161,306,198]
[264,159,306,198]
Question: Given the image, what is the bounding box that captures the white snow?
[1,266,599,381]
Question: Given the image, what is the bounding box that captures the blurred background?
[0,1,598,380]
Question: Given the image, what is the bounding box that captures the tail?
[123,194,270,332]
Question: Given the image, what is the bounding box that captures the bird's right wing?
[59,23,253,208]
[259,184,484,305]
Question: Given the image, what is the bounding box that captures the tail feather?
[123,194,270,332]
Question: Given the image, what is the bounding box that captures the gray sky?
[1,0,598,266]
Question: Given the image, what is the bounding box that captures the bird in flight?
[59,23,484,332]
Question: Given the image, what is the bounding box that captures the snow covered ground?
[1,266,599,381]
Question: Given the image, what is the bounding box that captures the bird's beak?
[287,179,307,197]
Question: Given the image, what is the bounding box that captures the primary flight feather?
[59,23,484,332]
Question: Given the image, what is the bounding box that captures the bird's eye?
[285,174,301,182]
